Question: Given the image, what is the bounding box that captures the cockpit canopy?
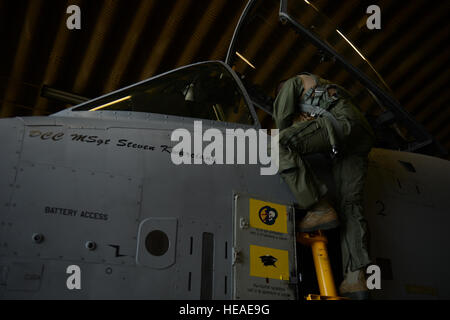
[73,62,255,126]
[224,0,439,153]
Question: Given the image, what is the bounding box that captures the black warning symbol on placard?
[259,255,278,267]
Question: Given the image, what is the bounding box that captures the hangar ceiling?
[0,0,449,156]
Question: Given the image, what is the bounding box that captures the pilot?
[273,73,375,300]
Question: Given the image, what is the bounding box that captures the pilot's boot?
[339,268,369,300]
[298,199,339,232]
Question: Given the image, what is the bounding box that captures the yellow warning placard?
[249,245,289,281]
[249,198,288,234]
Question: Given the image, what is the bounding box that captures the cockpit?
[72,62,255,126]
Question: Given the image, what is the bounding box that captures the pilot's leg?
[279,144,326,209]
[279,119,339,232]
[333,153,371,299]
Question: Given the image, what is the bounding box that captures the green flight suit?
[273,75,375,272]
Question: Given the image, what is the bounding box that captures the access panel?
[232,193,298,300]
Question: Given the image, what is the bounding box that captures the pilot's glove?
[279,120,317,151]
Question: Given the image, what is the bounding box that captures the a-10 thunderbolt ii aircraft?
[0,0,449,300]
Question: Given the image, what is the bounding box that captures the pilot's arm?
[273,76,305,131]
